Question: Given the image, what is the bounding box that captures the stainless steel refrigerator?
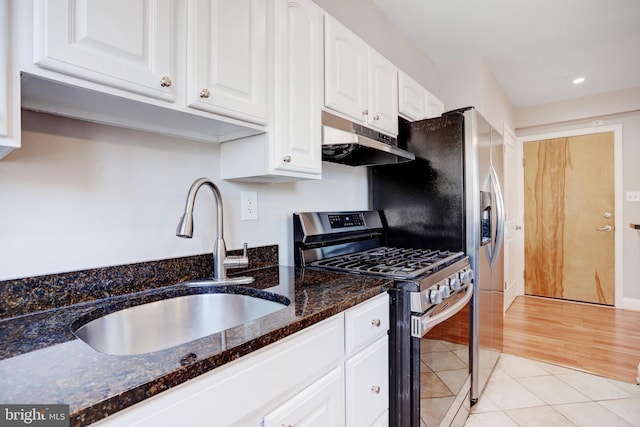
[370,106,504,404]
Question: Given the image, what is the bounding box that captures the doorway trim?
[518,124,623,308]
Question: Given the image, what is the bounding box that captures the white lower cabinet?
[345,336,389,427]
[344,293,390,427]
[93,293,389,427]
[93,315,344,427]
[264,367,344,427]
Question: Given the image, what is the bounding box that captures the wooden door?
[523,133,614,305]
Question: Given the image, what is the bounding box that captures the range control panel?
[328,213,366,229]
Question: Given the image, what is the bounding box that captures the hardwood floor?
[503,295,640,384]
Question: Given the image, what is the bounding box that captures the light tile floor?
[464,354,640,427]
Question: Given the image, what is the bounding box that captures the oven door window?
[418,304,471,426]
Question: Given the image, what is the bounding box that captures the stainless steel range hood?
[321,111,415,166]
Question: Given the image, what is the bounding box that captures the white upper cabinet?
[324,15,368,124]
[398,70,444,121]
[186,0,268,125]
[324,16,398,136]
[367,47,398,135]
[220,0,322,182]
[33,0,176,102]
[425,89,445,119]
[398,71,426,121]
[1,0,20,159]
[15,0,266,146]
[271,0,323,175]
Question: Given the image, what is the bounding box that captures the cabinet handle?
[373,115,380,121]
[160,76,172,87]
[283,155,292,163]
[371,385,381,394]
[199,88,211,99]
[362,109,369,116]
[371,319,381,327]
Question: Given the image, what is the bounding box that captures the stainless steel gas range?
[294,210,475,427]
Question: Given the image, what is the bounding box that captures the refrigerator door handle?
[489,164,505,269]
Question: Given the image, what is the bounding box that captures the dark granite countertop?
[0,263,391,426]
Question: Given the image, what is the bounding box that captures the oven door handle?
[410,283,473,338]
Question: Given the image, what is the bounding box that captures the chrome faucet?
[176,177,253,285]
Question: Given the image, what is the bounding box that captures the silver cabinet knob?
[373,114,380,120]
[199,88,210,99]
[515,225,522,230]
[597,225,612,232]
[371,319,381,327]
[371,385,381,394]
[160,76,172,87]
[283,155,292,163]
[603,212,612,218]
[362,109,369,116]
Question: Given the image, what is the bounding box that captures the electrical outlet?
[626,191,640,202]
[241,191,258,220]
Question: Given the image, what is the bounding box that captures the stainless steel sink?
[74,291,289,355]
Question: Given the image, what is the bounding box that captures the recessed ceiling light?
[572,77,586,85]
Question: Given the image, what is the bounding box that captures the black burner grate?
[311,247,465,279]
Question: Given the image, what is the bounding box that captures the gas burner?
[311,247,465,279]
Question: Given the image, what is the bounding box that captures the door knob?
[597,225,612,232]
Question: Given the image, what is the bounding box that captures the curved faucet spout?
[176,178,252,284]
[177,178,224,240]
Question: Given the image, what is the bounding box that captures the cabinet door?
[33,0,176,102]
[324,15,368,123]
[187,0,268,125]
[398,71,426,121]
[272,0,322,174]
[425,89,445,118]
[1,0,19,159]
[345,336,389,427]
[264,367,345,427]
[367,48,398,135]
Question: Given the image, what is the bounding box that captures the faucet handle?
[224,243,250,270]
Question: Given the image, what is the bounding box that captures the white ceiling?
[372,0,640,108]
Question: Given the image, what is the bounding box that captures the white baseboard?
[622,297,640,312]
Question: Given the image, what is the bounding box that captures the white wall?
[0,111,368,280]
[516,94,640,305]
[438,56,515,131]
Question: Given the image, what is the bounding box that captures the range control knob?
[461,269,474,283]
[439,283,451,298]
[449,276,461,291]
[429,288,443,304]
